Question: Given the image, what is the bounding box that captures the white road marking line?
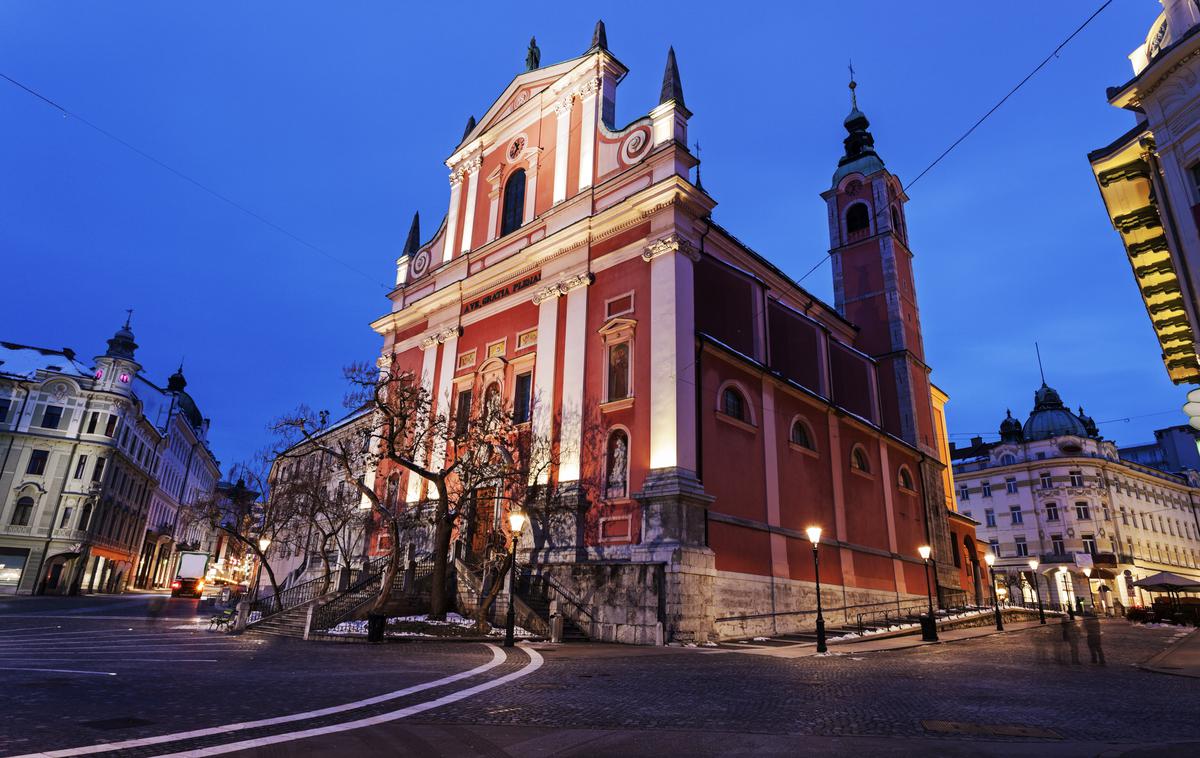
[162,645,546,757]
[14,645,508,758]
[0,614,209,621]
[0,625,63,634]
[0,657,220,663]
[0,629,196,640]
[0,666,116,676]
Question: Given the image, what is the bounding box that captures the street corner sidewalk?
[822,618,1048,654]
[1138,626,1200,678]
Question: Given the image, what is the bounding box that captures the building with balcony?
[0,319,219,595]
[951,381,1200,611]
[1088,0,1200,385]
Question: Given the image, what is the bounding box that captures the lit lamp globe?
[1082,567,1092,579]
[508,508,527,535]
[258,537,272,553]
[805,526,822,546]
[1028,558,1039,572]
[1186,389,1200,430]
[918,545,932,561]
[984,553,996,568]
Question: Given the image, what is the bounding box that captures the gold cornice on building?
[1089,130,1200,384]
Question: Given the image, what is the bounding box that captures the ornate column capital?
[420,326,462,349]
[642,234,699,263]
[576,77,601,99]
[532,272,594,305]
[554,95,574,116]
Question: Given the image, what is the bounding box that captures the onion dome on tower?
[999,409,1024,443]
[1022,383,1089,441]
[105,313,138,360]
[167,363,188,392]
[832,76,885,185]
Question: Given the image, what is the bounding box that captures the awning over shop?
[87,546,133,564]
[1132,571,1200,592]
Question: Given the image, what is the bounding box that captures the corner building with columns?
[371,27,969,643]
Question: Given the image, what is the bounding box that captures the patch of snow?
[752,636,769,641]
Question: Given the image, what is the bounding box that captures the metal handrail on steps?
[522,570,595,622]
[309,554,395,633]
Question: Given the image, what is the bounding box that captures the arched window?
[721,387,746,422]
[790,419,814,450]
[79,502,92,531]
[846,203,870,236]
[11,496,34,526]
[898,466,914,490]
[500,169,526,236]
[850,445,870,473]
[1000,454,1017,466]
[605,428,630,499]
[891,206,905,242]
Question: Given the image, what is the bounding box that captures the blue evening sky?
[0,1,1183,471]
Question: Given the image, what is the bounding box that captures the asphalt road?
[1,594,1197,757]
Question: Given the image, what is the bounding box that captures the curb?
[1136,627,1200,679]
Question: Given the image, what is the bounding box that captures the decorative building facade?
[1089,0,1200,385]
[370,27,969,642]
[0,321,219,595]
[951,382,1200,611]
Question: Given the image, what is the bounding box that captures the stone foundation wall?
[710,569,926,641]
[535,561,664,645]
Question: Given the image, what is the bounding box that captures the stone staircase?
[517,573,589,642]
[248,604,312,639]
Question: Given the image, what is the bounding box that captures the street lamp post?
[256,537,272,609]
[1029,558,1046,624]
[985,553,1003,631]
[918,545,938,642]
[1082,567,1096,614]
[806,526,826,653]
[504,507,527,648]
[1058,566,1075,619]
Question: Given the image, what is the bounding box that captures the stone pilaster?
[631,467,716,642]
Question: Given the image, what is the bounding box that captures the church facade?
[370,26,971,642]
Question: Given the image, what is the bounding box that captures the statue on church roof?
[526,36,540,71]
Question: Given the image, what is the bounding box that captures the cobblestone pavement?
[412,621,1199,744]
[0,597,493,757]
[2,598,1197,757]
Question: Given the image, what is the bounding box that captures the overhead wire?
[0,71,389,289]
[796,0,1113,284]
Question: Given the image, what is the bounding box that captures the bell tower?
[822,77,961,604]
[821,79,934,454]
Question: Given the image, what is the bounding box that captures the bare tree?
[188,456,292,608]
[271,458,367,594]
[275,359,561,620]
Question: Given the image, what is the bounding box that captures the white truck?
[171,551,210,598]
